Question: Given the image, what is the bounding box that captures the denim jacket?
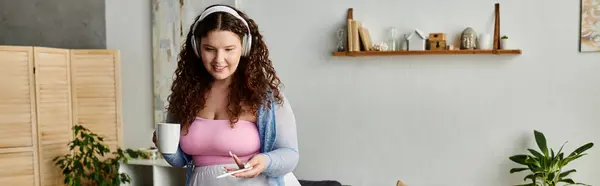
[161,93,299,186]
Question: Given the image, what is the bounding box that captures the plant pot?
[500,39,508,49]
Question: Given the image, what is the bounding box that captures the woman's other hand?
[224,154,267,178]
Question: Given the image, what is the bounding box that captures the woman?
[151,4,300,186]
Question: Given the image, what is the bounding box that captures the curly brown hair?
[167,4,283,134]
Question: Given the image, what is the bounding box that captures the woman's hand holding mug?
[152,130,158,148]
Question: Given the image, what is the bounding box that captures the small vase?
[500,39,508,49]
[478,33,492,49]
[387,27,399,51]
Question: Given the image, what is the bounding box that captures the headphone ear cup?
[246,35,252,56]
[241,35,248,56]
[191,35,200,58]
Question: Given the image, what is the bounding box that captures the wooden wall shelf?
[332,49,522,57]
[336,4,522,58]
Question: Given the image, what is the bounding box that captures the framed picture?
[580,0,600,52]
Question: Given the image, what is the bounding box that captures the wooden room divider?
[0,45,123,186]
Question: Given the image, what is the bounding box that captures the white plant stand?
[119,158,187,186]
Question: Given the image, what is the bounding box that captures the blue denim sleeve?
[162,144,188,167]
[261,94,300,177]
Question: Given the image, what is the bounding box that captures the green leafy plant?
[501,35,508,39]
[509,130,594,186]
[53,125,150,186]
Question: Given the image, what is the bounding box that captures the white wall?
[105,0,154,149]
[239,0,600,185]
[106,0,600,185]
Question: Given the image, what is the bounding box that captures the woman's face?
[199,30,243,81]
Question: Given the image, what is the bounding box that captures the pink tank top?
[179,117,261,166]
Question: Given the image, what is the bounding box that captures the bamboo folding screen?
[0,45,123,186]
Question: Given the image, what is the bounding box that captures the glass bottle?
[336,28,346,52]
[387,27,399,51]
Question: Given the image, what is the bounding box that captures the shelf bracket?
[492,3,500,53]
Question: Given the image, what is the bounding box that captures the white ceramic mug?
[157,123,181,154]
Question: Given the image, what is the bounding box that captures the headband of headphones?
[190,6,252,57]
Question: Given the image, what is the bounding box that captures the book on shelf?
[346,18,373,52]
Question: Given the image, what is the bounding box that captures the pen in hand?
[229,151,246,169]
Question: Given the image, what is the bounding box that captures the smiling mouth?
[213,65,227,72]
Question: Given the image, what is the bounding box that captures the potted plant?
[500,35,508,49]
[53,125,150,186]
[509,130,594,186]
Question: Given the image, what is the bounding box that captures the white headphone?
[190,6,252,57]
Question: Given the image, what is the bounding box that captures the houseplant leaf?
[559,169,576,179]
[547,172,556,182]
[523,173,539,182]
[548,149,557,169]
[557,141,567,155]
[558,178,575,184]
[561,153,587,167]
[556,152,564,161]
[526,164,542,173]
[525,156,541,167]
[509,155,530,165]
[568,143,594,157]
[534,130,548,156]
[514,183,537,186]
[510,168,529,173]
[527,149,544,159]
